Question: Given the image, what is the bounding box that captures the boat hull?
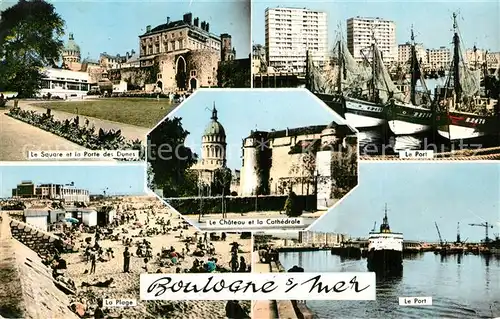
[314,93,345,116]
[387,102,432,135]
[436,111,499,140]
[367,249,403,274]
[344,98,386,129]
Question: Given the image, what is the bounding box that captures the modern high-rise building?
[426,47,451,71]
[346,17,397,62]
[265,7,328,73]
[398,42,427,66]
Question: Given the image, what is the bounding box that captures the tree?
[217,59,251,88]
[284,189,302,217]
[0,0,65,97]
[211,167,232,196]
[147,117,198,197]
[330,144,358,199]
[289,152,316,195]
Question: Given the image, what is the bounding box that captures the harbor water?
[279,250,500,318]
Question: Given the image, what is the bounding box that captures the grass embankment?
[34,98,177,128]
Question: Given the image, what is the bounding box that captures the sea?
[279,250,500,319]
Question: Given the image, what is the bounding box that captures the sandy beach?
[60,196,251,318]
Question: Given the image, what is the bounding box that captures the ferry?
[367,205,403,274]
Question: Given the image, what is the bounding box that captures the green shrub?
[7,106,144,160]
[284,191,302,217]
[165,195,316,215]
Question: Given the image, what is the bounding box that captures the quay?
[273,240,491,257]
[252,251,316,319]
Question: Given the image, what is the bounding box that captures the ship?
[435,13,500,140]
[307,34,393,129]
[387,27,433,135]
[367,205,403,274]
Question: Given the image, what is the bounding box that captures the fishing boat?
[367,205,403,274]
[435,13,500,140]
[308,35,392,129]
[387,28,433,135]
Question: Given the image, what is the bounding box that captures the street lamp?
[314,170,321,209]
[198,171,203,223]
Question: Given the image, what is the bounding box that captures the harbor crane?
[371,222,377,232]
[469,222,494,243]
[456,222,461,243]
[435,222,444,246]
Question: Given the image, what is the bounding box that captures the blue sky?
[1,0,250,60]
[0,164,147,198]
[165,89,345,169]
[311,162,500,243]
[252,0,500,51]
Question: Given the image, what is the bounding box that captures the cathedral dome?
[63,33,80,52]
[203,106,226,137]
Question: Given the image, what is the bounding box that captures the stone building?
[138,13,235,91]
[99,52,127,70]
[221,33,236,61]
[240,123,357,209]
[426,46,451,71]
[189,106,228,188]
[62,33,82,71]
[11,181,90,204]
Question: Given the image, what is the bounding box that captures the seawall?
[0,213,79,319]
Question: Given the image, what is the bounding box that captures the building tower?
[221,33,235,61]
[315,122,347,210]
[201,105,227,168]
[62,33,81,70]
[62,33,81,64]
[240,134,260,196]
[265,7,328,72]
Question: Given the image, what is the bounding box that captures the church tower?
[62,33,82,71]
[201,104,227,168]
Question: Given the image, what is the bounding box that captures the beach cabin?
[65,207,98,226]
[97,206,116,226]
[48,209,67,224]
[81,209,98,227]
[23,209,49,231]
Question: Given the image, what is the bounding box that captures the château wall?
[240,132,322,197]
[160,49,220,92]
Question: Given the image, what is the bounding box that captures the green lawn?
[34,98,177,128]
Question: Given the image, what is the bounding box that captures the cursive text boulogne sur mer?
[146,275,370,297]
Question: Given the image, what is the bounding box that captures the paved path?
[20,101,149,142]
[253,258,278,319]
[0,109,90,161]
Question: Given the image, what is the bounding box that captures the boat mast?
[337,40,342,93]
[452,13,462,100]
[410,26,417,105]
[305,50,310,90]
[380,204,391,233]
[370,29,377,101]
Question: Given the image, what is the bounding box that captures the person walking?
[230,254,239,272]
[238,256,247,272]
[89,250,97,274]
[123,247,131,273]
